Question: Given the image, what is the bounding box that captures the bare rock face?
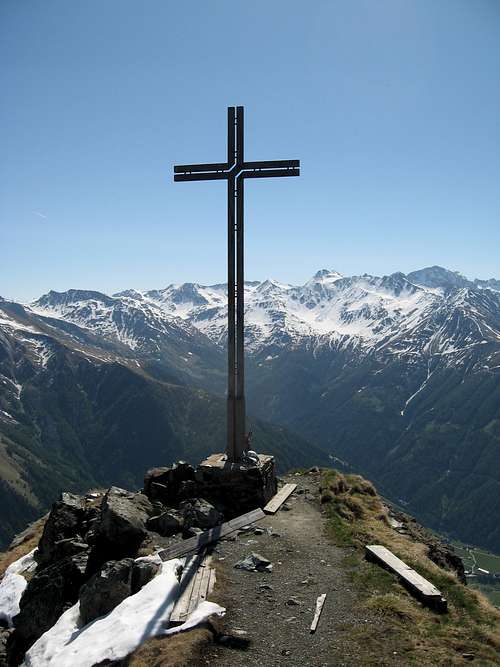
[13,553,89,653]
[79,558,134,625]
[179,498,223,532]
[97,487,153,558]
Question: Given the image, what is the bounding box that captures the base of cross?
[195,452,277,517]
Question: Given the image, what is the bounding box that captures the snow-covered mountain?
[29,266,492,371]
[1,265,500,553]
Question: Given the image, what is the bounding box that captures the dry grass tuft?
[123,627,214,667]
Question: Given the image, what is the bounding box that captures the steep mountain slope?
[0,300,327,548]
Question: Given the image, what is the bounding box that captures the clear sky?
[1,0,499,302]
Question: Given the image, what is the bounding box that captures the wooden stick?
[310,593,326,633]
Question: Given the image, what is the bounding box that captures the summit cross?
[174,106,300,463]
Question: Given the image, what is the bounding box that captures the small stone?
[234,553,272,572]
[258,583,273,592]
[280,504,291,512]
[286,596,301,606]
[254,528,265,535]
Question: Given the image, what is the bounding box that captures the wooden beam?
[310,593,326,634]
[365,545,447,612]
[158,507,265,562]
[264,483,297,514]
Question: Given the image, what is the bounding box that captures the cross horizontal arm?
[174,162,229,174]
[174,172,229,182]
[241,167,300,179]
[243,159,299,170]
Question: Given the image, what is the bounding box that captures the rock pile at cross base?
[1,461,230,666]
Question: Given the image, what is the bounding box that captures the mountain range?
[1,265,499,551]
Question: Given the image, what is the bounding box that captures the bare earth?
[199,473,382,667]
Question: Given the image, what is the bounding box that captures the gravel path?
[199,472,375,667]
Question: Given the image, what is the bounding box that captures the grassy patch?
[320,468,500,666]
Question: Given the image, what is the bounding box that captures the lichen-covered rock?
[79,559,134,625]
[13,554,88,652]
[97,487,153,557]
[179,498,223,531]
[146,510,183,537]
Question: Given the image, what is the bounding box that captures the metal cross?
[174,106,300,463]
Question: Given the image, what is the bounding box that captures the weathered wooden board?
[170,552,216,624]
[158,507,266,562]
[365,545,447,612]
[310,593,326,633]
[263,483,297,514]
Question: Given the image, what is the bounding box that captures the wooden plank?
[171,553,215,624]
[366,545,447,612]
[158,507,266,562]
[264,483,297,514]
[310,593,326,634]
[170,553,205,623]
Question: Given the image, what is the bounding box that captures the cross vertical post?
[174,107,299,463]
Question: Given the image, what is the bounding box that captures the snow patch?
[0,549,37,628]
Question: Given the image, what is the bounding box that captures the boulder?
[36,493,86,567]
[13,554,88,651]
[97,487,153,557]
[131,560,160,594]
[79,559,134,625]
[146,510,183,537]
[179,498,223,531]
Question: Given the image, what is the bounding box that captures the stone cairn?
[2,458,276,665]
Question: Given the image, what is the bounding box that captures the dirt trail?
[199,473,379,667]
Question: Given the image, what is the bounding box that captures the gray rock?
[14,554,88,651]
[234,553,272,572]
[79,559,134,625]
[98,487,153,556]
[179,498,223,531]
[36,494,86,567]
[143,462,196,505]
[286,596,301,606]
[146,510,183,537]
[131,560,160,594]
[0,628,12,665]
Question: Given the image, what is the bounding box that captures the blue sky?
[1,0,499,301]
